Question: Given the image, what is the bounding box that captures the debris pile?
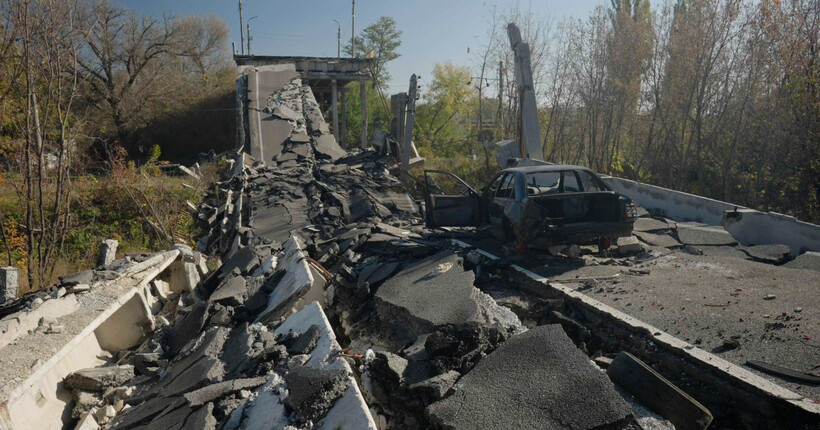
[11,63,813,430]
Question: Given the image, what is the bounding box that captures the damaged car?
[424,165,637,251]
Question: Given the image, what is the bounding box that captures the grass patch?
[0,161,225,294]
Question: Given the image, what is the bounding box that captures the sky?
[119,0,604,92]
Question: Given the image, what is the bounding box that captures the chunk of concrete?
[782,251,820,272]
[408,370,460,399]
[283,366,349,422]
[285,324,322,355]
[184,403,217,430]
[222,324,254,375]
[110,396,187,429]
[220,246,259,277]
[170,302,210,355]
[0,266,18,303]
[182,262,201,291]
[427,325,633,430]
[74,411,100,430]
[72,390,103,419]
[209,275,248,306]
[59,269,94,286]
[255,237,314,323]
[97,239,119,267]
[617,236,644,254]
[141,403,192,430]
[65,365,135,391]
[374,252,480,343]
[162,356,225,397]
[676,225,738,246]
[740,244,791,264]
[183,376,268,406]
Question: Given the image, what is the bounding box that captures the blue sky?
[120,0,604,91]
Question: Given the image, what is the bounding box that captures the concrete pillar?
[340,90,347,148]
[403,74,418,172]
[97,239,119,267]
[331,79,339,144]
[0,266,18,304]
[361,80,368,149]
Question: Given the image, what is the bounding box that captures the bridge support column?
[331,79,339,144]
[340,90,347,148]
[361,81,368,149]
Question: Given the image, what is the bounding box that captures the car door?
[423,170,482,228]
[488,173,515,233]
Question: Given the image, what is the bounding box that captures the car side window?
[577,170,606,192]
[562,171,581,192]
[487,175,503,197]
[496,174,514,198]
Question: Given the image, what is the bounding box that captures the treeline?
[414,0,819,224]
[0,0,236,166]
[0,0,234,288]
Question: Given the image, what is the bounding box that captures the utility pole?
[351,0,356,57]
[247,16,257,55]
[497,61,503,135]
[238,0,245,55]
[333,19,341,58]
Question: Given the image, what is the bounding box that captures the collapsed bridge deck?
[1,59,817,430]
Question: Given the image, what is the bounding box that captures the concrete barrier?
[602,176,820,254]
[0,250,192,430]
[601,176,741,225]
[0,289,153,430]
[723,209,820,254]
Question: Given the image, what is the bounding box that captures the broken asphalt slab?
[635,230,682,248]
[782,251,820,272]
[427,324,634,430]
[373,252,480,343]
[283,366,350,422]
[676,225,738,246]
[634,217,673,232]
[739,244,792,264]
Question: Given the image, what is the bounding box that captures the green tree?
[345,16,402,89]
[415,63,475,157]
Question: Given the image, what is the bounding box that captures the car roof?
[501,164,595,174]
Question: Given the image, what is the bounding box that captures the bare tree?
[78,0,176,141]
[8,0,88,287]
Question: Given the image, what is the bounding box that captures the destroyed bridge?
[0,55,818,430]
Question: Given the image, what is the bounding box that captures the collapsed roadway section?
[0,60,817,430]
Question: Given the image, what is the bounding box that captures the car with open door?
[424,165,637,250]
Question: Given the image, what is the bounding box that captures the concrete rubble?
[3,61,817,430]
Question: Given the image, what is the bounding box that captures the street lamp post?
[351,0,356,57]
[247,16,257,55]
[332,19,341,58]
